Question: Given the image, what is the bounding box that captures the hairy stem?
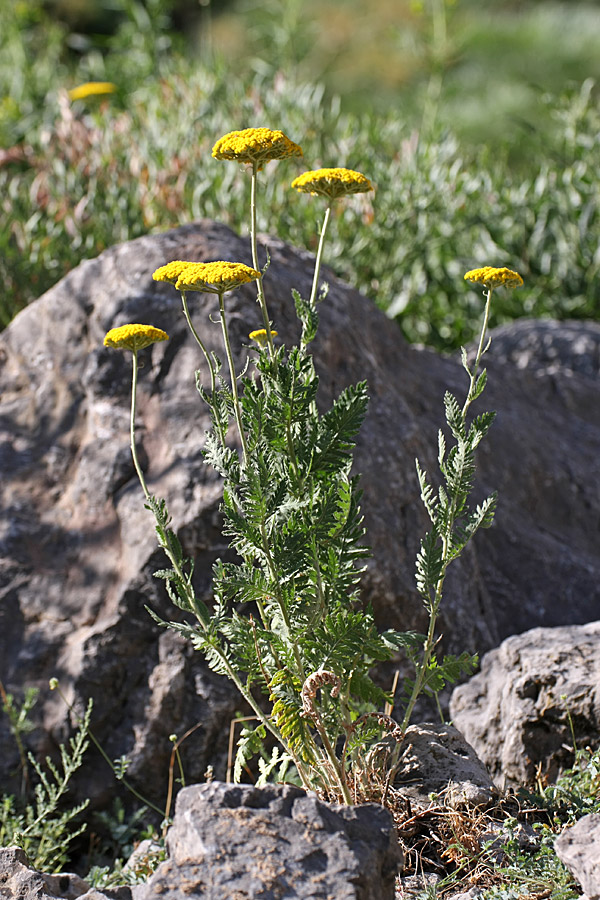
[462,287,493,418]
[218,291,249,466]
[251,161,274,358]
[308,204,332,308]
[130,350,150,500]
[400,289,494,734]
[180,291,227,447]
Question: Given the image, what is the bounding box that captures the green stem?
[250,161,274,358]
[308,204,332,309]
[180,291,227,447]
[181,291,216,394]
[462,287,493,418]
[218,291,249,466]
[130,351,150,500]
[400,289,494,734]
[310,710,352,804]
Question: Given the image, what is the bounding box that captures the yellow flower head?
[291,167,373,201]
[68,82,117,102]
[464,267,524,289]
[152,260,197,286]
[212,128,303,170]
[103,324,169,352]
[249,328,278,348]
[174,261,261,294]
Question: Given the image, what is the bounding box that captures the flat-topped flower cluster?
[153,260,261,294]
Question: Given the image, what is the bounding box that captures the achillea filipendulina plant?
[464,266,524,290]
[103,323,168,352]
[291,166,373,310]
[249,328,278,347]
[212,127,303,357]
[68,81,117,102]
[104,120,521,806]
[103,325,169,501]
[291,167,373,200]
[211,127,303,169]
[172,261,261,294]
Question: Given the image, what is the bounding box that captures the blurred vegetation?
[1,0,599,348]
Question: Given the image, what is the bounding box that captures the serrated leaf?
[380,629,426,653]
[234,723,266,783]
[460,345,470,374]
[444,391,466,441]
[415,528,444,599]
[471,368,487,401]
[416,458,437,523]
[470,409,496,446]
[438,429,446,466]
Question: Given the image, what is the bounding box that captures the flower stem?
[218,291,249,466]
[130,350,150,500]
[400,289,494,734]
[308,707,353,804]
[308,204,332,308]
[251,161,274,358]
[181,291,216,393]
[462,286,493,418]
[180,291,227,446]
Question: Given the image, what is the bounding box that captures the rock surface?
[450,621,600,786]
[0,847,49,900]
[133,781,403,900]
[555,813,600,899]
[1,220,599,805]
[391,723,497,807]
[0,847,124,900]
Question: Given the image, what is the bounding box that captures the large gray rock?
[450,621,600,786]
[134,782,402,900]
[555,813,600,899]
[1,220,599,807]
[391,723,497,807]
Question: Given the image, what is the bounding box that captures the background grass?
[1,0,599,348]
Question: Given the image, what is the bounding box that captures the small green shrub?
[0,689,91,872]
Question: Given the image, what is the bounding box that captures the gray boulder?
[391,723,497,807]
[555,813,600,899]
[450,621,600,786]
[1,220,599,808]
[133,781,402,900]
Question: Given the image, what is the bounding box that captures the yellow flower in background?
[104,324,169,352]
[68,82,117,102]
[464,267,524,289]
[291,167,373,201]
[152,260,197,285]
[249,328,278,347]
[175,261,261,294]
[212,128,303,169]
